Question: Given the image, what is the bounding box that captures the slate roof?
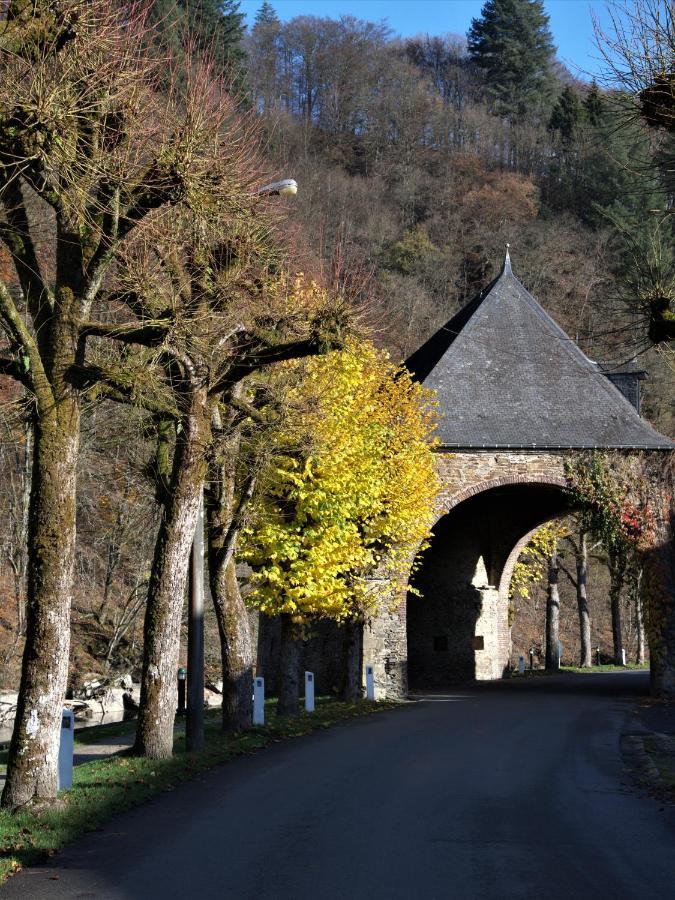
[405,252,674,450]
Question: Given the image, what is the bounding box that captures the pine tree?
[548,86,583,143]
[467,0,557,119]
[150,0,246,84]
[255,1,279,26]
[250,1,282,111]
[583,80,605,127]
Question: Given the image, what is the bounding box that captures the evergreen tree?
[250,2,282,111]
[583,80,605,127]
[255,1,279,26]
[548,86,583,143]
[150,0,246,84]
[467,0,557,119]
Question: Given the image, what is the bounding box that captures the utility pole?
[186,489,205,752]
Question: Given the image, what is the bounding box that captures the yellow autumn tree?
[509,522,569,602]
[240,337,439,711]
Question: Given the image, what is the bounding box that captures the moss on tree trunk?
[210,558,253,732]
[278,614,300,716]
[1,399,79,809]
[134,392,210,759]
[341,617,363,700]
[576,534,592,668]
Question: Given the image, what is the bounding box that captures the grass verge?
[0,697,400,882]
[643,736,675,800]
[510,663,648,677]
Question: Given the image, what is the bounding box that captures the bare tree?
[545,546,561,671]
[0,0,262,807]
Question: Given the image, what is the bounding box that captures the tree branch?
[67,364,180,419]
[0,176,54,335]
[558,560,578,589]
[79,319,169,347]
[211,336,329,396]
[229,394,270,426]
[216,471,258,571]
[0,0,79,61]
[118,163,186,242]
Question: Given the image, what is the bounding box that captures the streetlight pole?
[186,488,205,752]
[184,177,297,751]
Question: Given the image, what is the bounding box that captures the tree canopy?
[467,0,557,119]
[242,337,439,622]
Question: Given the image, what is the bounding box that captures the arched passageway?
[407,480,572,689]
[361,254,672,700]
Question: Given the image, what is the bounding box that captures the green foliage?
[584,81,605,127]
[548,86,583,143]
[565,453,655,552]
[255,2,280,26]
[386,226,441,277]
[150,0,246,84]
[467,0,557,119]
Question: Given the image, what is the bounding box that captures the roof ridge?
[407,258,674,450]
[503,271,663,429]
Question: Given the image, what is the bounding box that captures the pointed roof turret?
[503,243,512,274]
[406,255,673,449]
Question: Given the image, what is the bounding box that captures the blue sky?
[239,0,616,80]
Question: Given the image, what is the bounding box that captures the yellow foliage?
[241,338,439,623]
[509,521,569,600]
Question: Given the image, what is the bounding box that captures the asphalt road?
[3,672,674,900]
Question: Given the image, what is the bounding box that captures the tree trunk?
[576,532,592,667]
[608,546,625,666]
[636,591,646,666]
[640,455,675,696]
[634,566,646,666]
[210,558,253,732]
[545,549,560,671]
[341,618,363,700]
[205,416,256,733]
[2,401,79,809]
[134,393,210,759]
[278,614,300,716]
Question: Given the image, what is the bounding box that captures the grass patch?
[561,663,647,674]
[510,663,647,677]
[0,697,399,882]
[643,737,675,799]
[71,717,139,746]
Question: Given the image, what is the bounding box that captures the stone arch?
[404,470,574,691]
[440,473,569,518]
[497,507,575,604]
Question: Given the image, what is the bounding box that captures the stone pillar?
[473,587,510,680]
[362,600,408,700]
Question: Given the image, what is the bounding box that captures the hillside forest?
[0,0,673,808]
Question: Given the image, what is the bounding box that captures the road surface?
[3,672,674,899]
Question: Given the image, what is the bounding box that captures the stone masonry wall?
[367,450,573,699]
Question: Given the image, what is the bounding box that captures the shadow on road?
[411,670,651,700]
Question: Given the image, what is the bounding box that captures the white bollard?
[365,665,375,701]
[58,708,74,791]
[253,676,265,726]
[621,648,626,666]
[518,656,525,675]
[304,671,315,713]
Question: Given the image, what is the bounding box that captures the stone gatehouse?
[360,251,673,699]
[255,252,673,699]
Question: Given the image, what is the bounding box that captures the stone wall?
[368,449,573,698]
